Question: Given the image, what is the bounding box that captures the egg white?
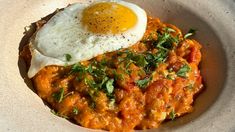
[28,0,147,78]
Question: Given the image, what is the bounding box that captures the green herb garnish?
[105,79,114,94]
[125,60,134,68]
[156,32,171,47]
[87,61,107,79]
[92,68,106,78]
[70,63,86,74]
[144,30,178,73]
[169,110,176,120]
[51,109,58,116]
[144,49,168,73]
[132,54,148,67]
[85,75,115,98]
[72,107,79,115]
[113,70,124,81]
[166,74,176,80]
[89,101,96,109]
[176,64,191,78]
[86,64,93,73]
[136,77,152,89]
[52,88,64,103]
[118,50,149,69]
[108,98,115,109]
[99,76,108,87]
[184,28,197,39]
[64,54,72,61]
[51,109,68,119]
[100,59,107,66]
[164,27,176,33]
[155,32,178,50]
[187,83,194,90]
[85,78,97,89]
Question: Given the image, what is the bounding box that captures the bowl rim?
[0,0,235,131]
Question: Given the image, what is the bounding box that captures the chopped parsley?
[113,70,124,81]
[144,49,168,73]
[89,101,96,109]
[91,68,106,78]
[64,54,72,61]
[132,54,148,67]
[166,74,176,80]
[100,77,115,98]
[70,63,86,74]
[154,49,169,62]
[86,64,93,73]
[75,75,83,82]
[85,75,114,98]
[186,83,194,90]
[51,109,58,116]
[87,61,107,79]
[169,110,176,120]
[100,76,109,87]
[63,91,74,98]
[142,28,180,74]
[100,59,108,66]
[118,57,124,62]
[72,107,79,115]
[85,78,97,89]
[154,27,180,50]
[125,60,134,68]
[108,98,115,109]
[51,109,68,119]
[118,50,148,68]
[85,76,115,109]
[52,88,64,103]
[65,26,189,101]
[176,64,191,78]
[136,77,152,89]
[164,27,176,33]
[155,32,171,48]
[155,32,178,51]
[105,79,114,94]
[184,28,197,39]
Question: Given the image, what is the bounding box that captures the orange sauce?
[21,17,203,131]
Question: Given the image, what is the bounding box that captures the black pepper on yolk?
[82,2,137,34]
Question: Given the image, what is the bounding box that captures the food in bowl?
[20,0,203,131]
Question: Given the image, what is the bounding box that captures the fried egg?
[28,0,147,78]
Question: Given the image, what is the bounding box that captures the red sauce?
[21,17,203,131]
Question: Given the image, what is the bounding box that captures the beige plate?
[0,0,235,131]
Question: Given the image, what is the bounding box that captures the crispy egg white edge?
[28,0,147,78]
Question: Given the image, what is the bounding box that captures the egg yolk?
[82,2,137,34]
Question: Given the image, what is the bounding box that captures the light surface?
[0,0,235,132]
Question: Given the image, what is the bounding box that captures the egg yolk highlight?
[82,2,137,34]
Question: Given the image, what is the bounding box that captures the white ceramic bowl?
[0,0,235,131]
